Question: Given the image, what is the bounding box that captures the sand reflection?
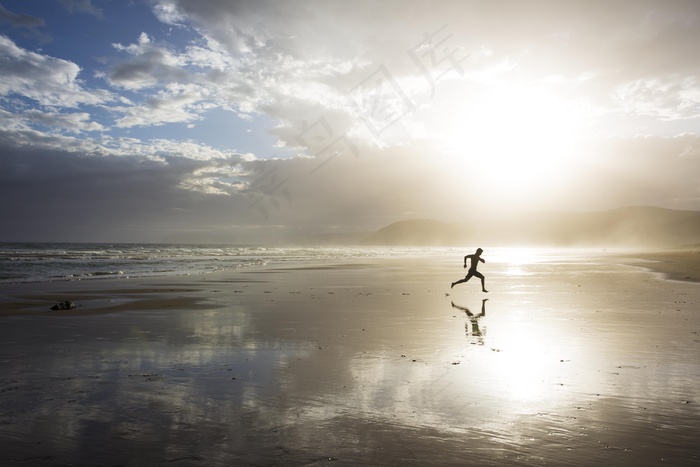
[2,251,700,465]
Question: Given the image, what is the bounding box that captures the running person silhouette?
[451,248,488,292]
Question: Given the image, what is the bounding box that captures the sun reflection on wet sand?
[1,250,700,465]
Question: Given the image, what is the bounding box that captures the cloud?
[1,119,699,242]
[109,33,191,90]
[0,34,112,107]
[613,76,700,120]
[141,0,700,151]
[0,4,45,28]
[60,0,104,18]
[0,130,253,241]
[23,109,105,133]
[2,0,700,242]
[107,31,265,126]
[143,0,441,144]
[114,83,213,128]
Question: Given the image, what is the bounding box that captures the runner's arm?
[463,255,472,268]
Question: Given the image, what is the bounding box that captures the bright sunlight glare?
[441,83,585,205]
[486,314,563,406]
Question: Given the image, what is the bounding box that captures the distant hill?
[364,207,700,247]
[287,231,369,246]
[362,219,472,246]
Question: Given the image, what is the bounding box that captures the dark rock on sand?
[50,301,77,311]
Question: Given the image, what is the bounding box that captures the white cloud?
[151,1,188,25]
[145,138,237,161]
[114,83,212,128]
[613,76,700,120]
[23,109,105,133]
[183,42,235,72]
[0,35,112,107]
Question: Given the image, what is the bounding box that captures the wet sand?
[1,250,700,466]
[621,247,700,283]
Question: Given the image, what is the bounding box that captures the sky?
[1,0,700,243]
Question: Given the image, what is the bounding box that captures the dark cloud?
[0,4,44,28]
[109,33,192,90]
[0,139,252,242]
[60,0,104,18]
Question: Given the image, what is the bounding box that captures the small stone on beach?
[49,301,77,311]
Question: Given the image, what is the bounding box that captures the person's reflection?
[451,299,488,345]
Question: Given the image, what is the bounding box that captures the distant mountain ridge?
[363,219,472,246]
[363,206,700,247]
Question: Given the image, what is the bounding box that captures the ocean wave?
[0,243,462,284]
[69,271,125,278]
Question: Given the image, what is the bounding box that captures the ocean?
[0,243,608,285]
[0,242,458,284]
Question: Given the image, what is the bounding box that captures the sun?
[439,82,584,206]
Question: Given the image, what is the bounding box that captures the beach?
[1,249,699,466]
